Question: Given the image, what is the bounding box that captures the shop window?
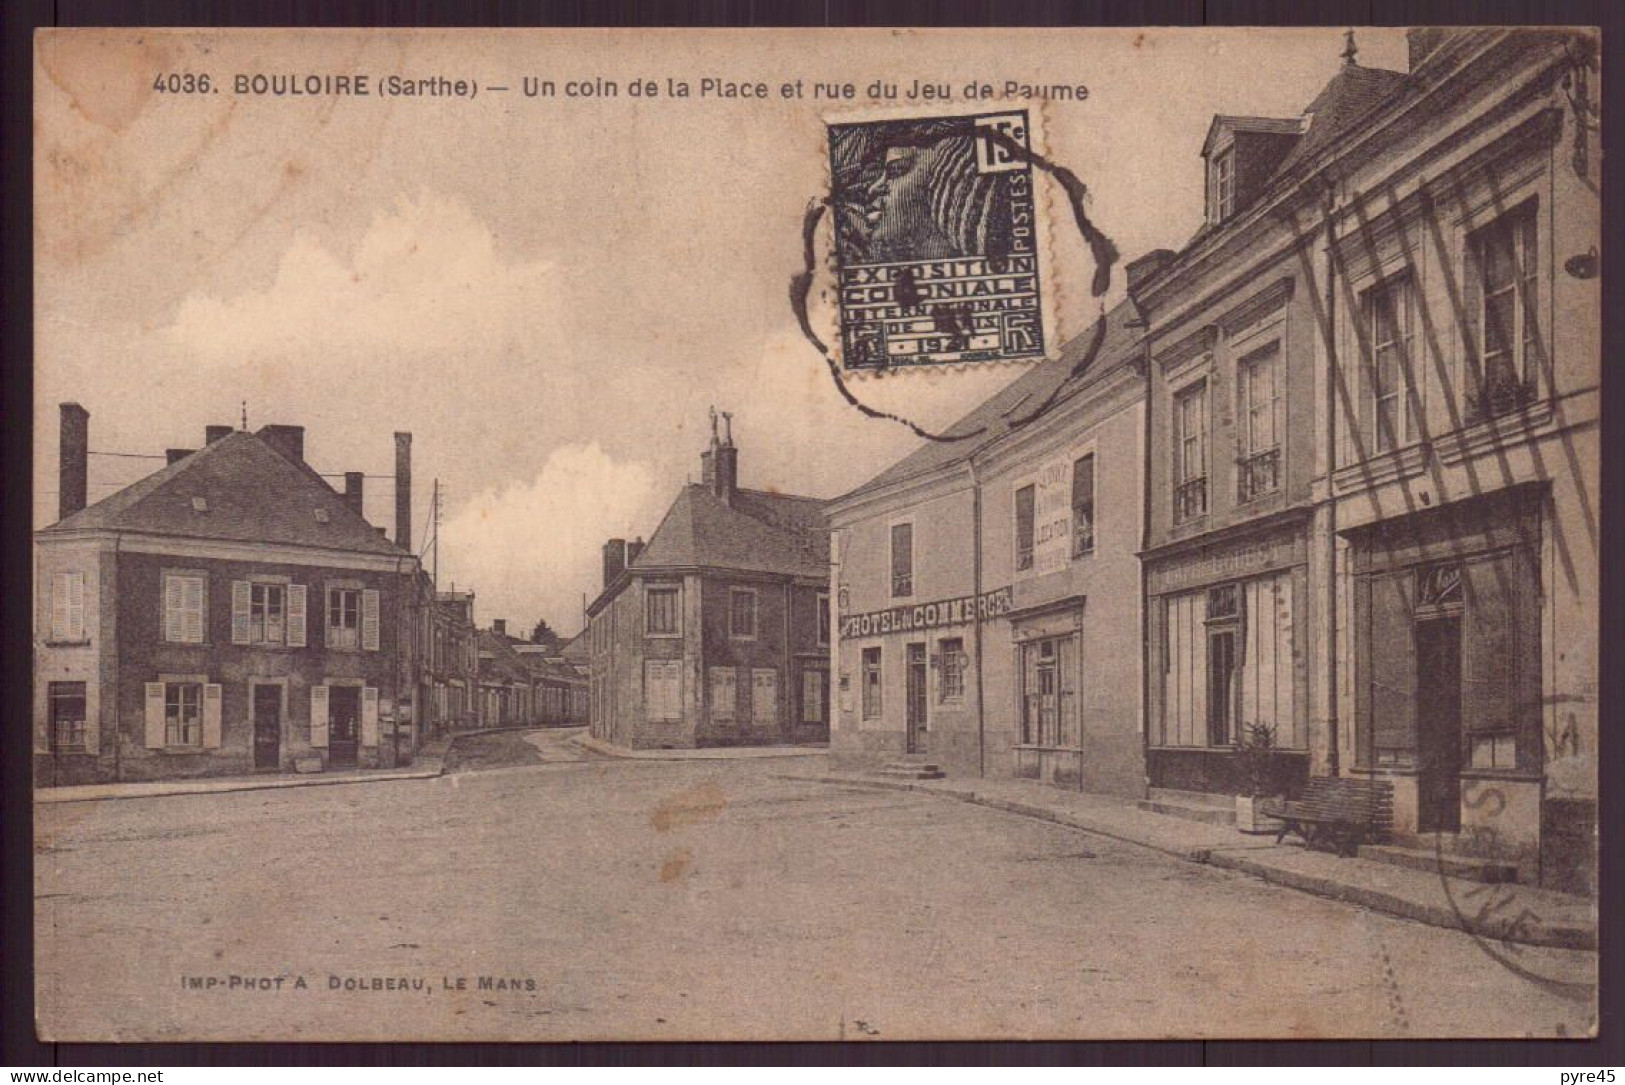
[938,637,966,703]
[1021,636,1077,747]
[861,647,882,719]
[1071,455,1095,557]
[1237,343,1282,499]
[1361,275,1420,454]
[1465,201,1541,422]
[1015,484,1036,571]
[891,523,914,597]
[1470,733,1518,771]
[1173,380,1209,523]
[645,585,681,637]
[49,682,87,751]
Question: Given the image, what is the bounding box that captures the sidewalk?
[783,770,1598,951]
[573,733,830,761]
[35,738,450,805]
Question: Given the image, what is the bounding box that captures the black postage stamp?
[827,110,1047,371]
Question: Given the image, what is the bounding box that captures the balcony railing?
[1174,477,1208,523]
[891,573,913,597]
[1237,447,1281,503]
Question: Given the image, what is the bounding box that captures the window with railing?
[1465,201,1541,423]
[1173,379,1209,523]
[1361,275,1420,453]
[1237,343,1282,501]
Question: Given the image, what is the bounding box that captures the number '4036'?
[153,73,213,93]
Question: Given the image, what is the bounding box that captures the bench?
[1260,777,1393,857]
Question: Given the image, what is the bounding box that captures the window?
[163,573,206,644]
[645,585,681,636]
[890,522,914,597]
[1071,455,1095,557]
[938,637,966,703]
[862,646,882,719]
[1362,277,1418,453]
[165,681,203,746]
[816,592,830,646]
[710,666,736,721]
[1173,380,1209,522]
[1467,202,1540,421]
[1237,344,1282,499]
[250,583,286,645]
[50,571,87,642]
[327,588,360,650]
[751,668,778,725]
[1211,149,1234,223]
[1021,636,1078,747]
[49,682,87,751]
[645,660,682,721]
[729,588,757,639]
[1015,484,1036,571]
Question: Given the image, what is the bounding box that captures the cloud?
[436,442,663,637]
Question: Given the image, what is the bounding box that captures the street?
[35,729,1596,1042]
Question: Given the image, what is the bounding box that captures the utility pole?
[432,478,443,590]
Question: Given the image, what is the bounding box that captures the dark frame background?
[3,0,1618,1069]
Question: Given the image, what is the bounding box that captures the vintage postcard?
[32,27,1599,1042]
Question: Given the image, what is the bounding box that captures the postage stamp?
[826,110,1049,372]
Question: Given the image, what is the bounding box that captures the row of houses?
[826,29,1598,896]
[33,411,586,787]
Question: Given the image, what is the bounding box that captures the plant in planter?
[1235,721,1283,834]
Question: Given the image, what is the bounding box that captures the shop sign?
[839,586,1012,640]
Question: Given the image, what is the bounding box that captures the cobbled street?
[35,729,1596,1042]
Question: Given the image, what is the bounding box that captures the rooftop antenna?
[1341,28,1359,67]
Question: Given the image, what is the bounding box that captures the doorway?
[1416,616,1463,833]
[328,685,360,769]
[252,684,281,771]
[1207,629,1238,747]
[906,642,928,754]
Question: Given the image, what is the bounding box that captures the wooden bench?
[1260,778,1393,857]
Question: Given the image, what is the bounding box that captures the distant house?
[586,416,830,749]
[513,644,590,725]
[34,405,425,785]
[427,589,479,734]
[476,622,534,727]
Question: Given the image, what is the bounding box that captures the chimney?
[58,403,89,520]
[704,410,738,504]
[166,448,194,465]
[493,618,507,638]
[343,471,365,517]
[259,424,306,464]
[627,536,646,565]
[603,538,627,588]
[394,432,413,552]
[1126,249,1176,296]
[205,424,234,445]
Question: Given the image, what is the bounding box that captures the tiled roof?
[632,484,828,580]
[838,299,1145,501]
[1273,63,1409,177]
[39,431,407,556]
[1202,114,1304,156]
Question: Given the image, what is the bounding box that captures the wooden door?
[906,643,928,754]
[252,685,281,770]
[1416,616,1463,833]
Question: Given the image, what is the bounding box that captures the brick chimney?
[258,424,306,464]
[394,432,413,552]
[493,618,507,638]
[205,424,234,445]
[626,536,646,566]
[703,409,738,505]
[166,448,195,465]
[343,471,365,517]
[603,538,627,588]
[58,403,89,521]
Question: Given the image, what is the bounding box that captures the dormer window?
[191,496,209,513]
[1211,149,1235,224]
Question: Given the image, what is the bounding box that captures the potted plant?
[1235,722,1283,834]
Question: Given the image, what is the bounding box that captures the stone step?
[1138,794,1237,827]
[1146,786,1235,810]
[875,762,946,780]
[1357,843,1519,885]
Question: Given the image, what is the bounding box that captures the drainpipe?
[971,460,986,778]
[1137,335,1154,797]
[1316,175,1342,778]
[112,534,122,784]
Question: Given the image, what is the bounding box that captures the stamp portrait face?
[827,111,1047,371]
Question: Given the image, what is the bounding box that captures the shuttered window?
[645,660,682,722]
[163,574,206,644]
[751,668,778,725]
[802,670,825,724]
[1360,572,1417,762]
[710,666,736,721]
[50,571,87,643]
[1461,549,1541,770]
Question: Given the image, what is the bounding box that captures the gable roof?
[1273,62,1409,177]
[632,484,828,581]
[1201,114,1304,157]
[838,298,1145,502]
[40,430,407,556]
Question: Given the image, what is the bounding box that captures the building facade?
[35,408,425,785]
[425,589,479,734]
[830,304,1147,794]
[586,418,830,750]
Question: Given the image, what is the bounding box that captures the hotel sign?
[839,586,1012,640]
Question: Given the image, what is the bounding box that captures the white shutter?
[361,687,379,746]
[66,572,85,642]
[710,667,736,721]
[310,685,329,747]
[362,589,380,651]
[144,682,166,748]
[231,581,252,645]
[50,573,71,641]
[164,575,184,642]
[182,576,204,644]
[287,584,307,647]
[753,668,778,725]
[202,684,223,748]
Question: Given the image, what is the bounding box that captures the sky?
[33,27,1409,637]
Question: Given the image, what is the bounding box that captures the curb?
[780,774,1597,951]
[35,763,445,805]
[573,735,830,761]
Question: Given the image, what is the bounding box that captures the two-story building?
[426,588,479,734]
[829,301,1147,794]
[586,415,830,750]
[34,406,424,784]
